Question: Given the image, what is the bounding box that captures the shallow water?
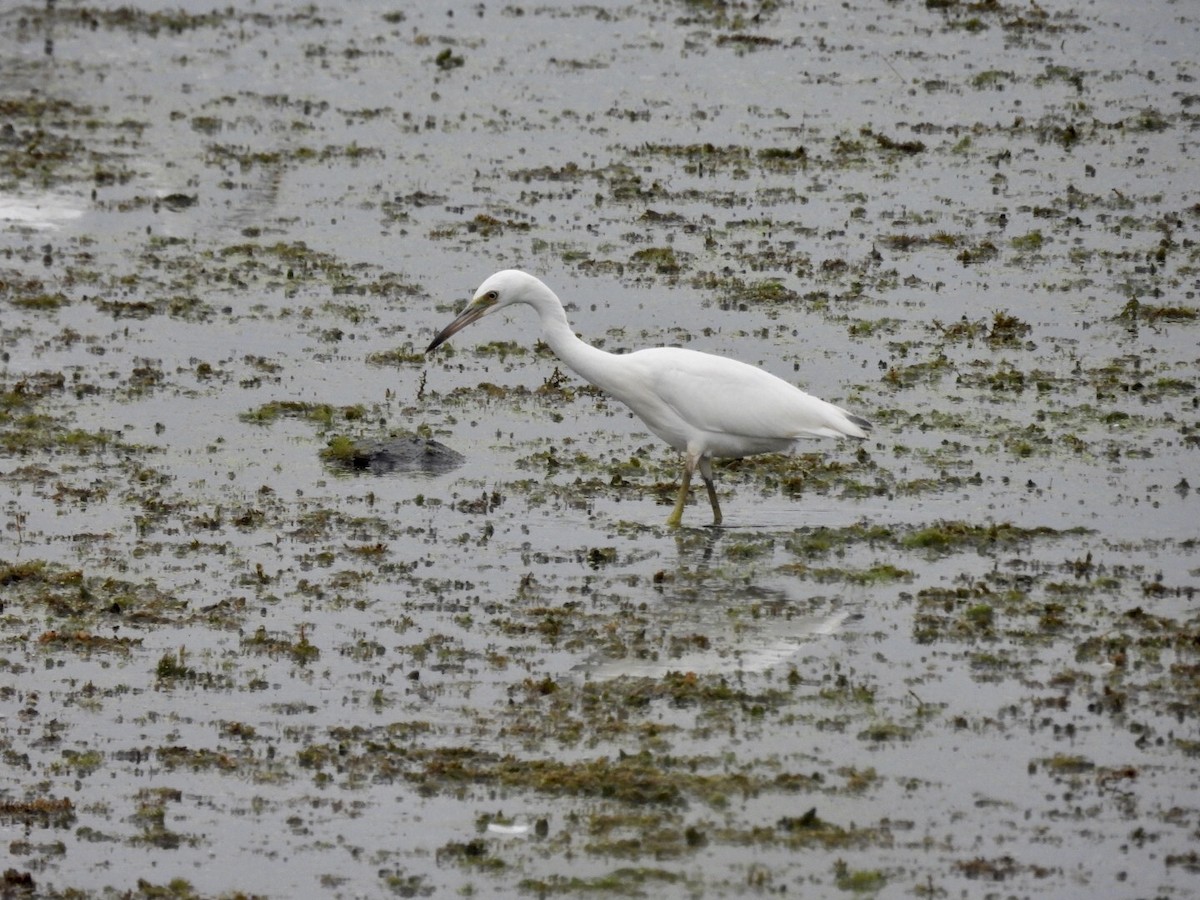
[2,1,1198,898]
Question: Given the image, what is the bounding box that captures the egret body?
[426,270,871,527]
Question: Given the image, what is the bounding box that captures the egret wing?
[631,348,848,442]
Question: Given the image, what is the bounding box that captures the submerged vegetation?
[0,0,1197,898]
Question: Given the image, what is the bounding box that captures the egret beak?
[426,300,493,353]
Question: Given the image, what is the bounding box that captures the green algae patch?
[899,521,1086,554]
[1116,298,1198,324]
[240,400,365,427]
[365,345,427,367]
[0,559,198,627]
[319,434,359,466]
[38,629,143,654]
[834,860,888,893]
[520,867,686,897]
[630,246,682,274]
[0,796,76,829]
[308,743,746,808]
[783,521,1087,561]
[785,562,914,585]
[243,625,320,665]
[9,291,69,310]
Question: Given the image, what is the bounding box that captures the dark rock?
[335,435,465,475]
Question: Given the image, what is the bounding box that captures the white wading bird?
[426,270,871,527]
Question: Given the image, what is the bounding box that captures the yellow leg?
[666,457,695,528]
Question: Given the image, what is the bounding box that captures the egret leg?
[666,455,697,528]
[698,457,722,526]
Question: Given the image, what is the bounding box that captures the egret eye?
[486,290,499,302]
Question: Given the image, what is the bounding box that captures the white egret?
[426,270,872,527]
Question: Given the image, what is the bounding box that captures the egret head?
[425,269,538,353]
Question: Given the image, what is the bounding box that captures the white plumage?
[427,270,871,526]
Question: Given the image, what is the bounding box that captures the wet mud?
[1,1,1198,897]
